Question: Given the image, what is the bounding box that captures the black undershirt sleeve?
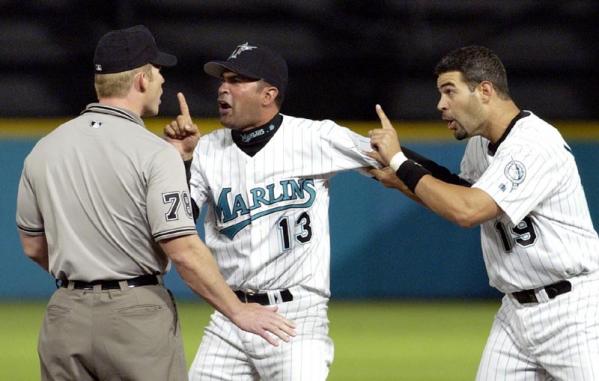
[184,159,200,221]
[402,147,472,187]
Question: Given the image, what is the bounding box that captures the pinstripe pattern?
[461,112,599,293]
[189,291,333,381]
[458,111,599,380]
[188,115,374,379]
[477,274,599,380]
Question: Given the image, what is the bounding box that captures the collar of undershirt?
[487,110,530,156]
[231,113,283,156]
[81,103,145,127]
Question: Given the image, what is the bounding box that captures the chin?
[141,107,159,118]
[454,131,468,141]
[219,116,238,129]
[145,110,159,118]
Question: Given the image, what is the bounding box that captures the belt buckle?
[243,289,256,303]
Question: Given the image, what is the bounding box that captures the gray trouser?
[38,283,187,381]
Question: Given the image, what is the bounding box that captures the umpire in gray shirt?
[16,25,295,381]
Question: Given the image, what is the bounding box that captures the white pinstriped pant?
[477,273,599,381]
[189,289,334,381]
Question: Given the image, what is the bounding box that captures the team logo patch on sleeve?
[90,120,102,129]
[503,160,526,191]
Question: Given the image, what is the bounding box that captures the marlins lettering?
[216,179,317,238]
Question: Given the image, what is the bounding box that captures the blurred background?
[1,1,599,379]
[1,0,599,119]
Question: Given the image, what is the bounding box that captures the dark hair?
[434,46,510,99]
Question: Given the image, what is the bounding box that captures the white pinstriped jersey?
[189,114,377,296]
[460,111,599,293]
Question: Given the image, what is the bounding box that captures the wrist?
[395,160,431,193]
[228,301,246,325]
[389,151,408,171]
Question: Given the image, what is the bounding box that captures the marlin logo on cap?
[229,42,257,59]
[95,64,102,72]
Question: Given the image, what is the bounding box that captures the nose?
[159,72,165,85]
[218,81,230,95]
[437,96,447,112]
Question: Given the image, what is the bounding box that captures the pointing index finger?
[375,104,394,130]
[177,92,191,118]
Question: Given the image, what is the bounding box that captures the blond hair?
[94,64,153,98]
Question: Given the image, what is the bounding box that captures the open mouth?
[442,116,456,129]
[218,100,232,111]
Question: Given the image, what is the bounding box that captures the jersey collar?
[81,103,145,127]
[487,110,530,156]
[231,113,283,157]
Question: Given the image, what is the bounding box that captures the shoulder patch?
[503,160,526,190]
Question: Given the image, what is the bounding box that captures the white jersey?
[460,111,599,293]
[189,114,377,297]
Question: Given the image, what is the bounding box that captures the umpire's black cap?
[93,25,177,74]
[204,42,288,98]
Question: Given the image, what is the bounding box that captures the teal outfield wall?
[2,138,598,300]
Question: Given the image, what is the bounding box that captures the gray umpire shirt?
[16,103,197,281]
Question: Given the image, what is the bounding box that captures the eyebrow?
[438,81,456,90]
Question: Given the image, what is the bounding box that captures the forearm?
[175,251,241,317]
[414,175,499,227]
[403,147,471,187]
[163,236,242,320]
[19,232,49,272]
[30,254,49,271]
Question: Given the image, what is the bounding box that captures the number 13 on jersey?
[277,212,313,251]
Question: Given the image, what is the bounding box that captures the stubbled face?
[141,65,164,117]
[436,71,485,140]
[217,71,264,131]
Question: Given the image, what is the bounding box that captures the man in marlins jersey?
[16,27,294,381]
[369,45,599,380]
[165,43,379,380]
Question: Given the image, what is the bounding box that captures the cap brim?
[151,51,177,67]
[204,61,261,80]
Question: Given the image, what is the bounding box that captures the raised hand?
[231,304,297,346]
[164,92,200,161]
[368,104,402,166]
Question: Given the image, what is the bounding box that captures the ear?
[261,86,279,107]
[478,81,494,103]
[478,81,495,98]
[134,71,147,93]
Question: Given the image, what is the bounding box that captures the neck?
[238,109,279,132]
[98,97,142,118]
[484,101,520,143]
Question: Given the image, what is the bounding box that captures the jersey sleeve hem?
[471,183,522,224]
[16,224,45,236]
[153,227,198,241]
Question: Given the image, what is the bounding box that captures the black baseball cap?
[204,42,288,97]
[93,25,177,74]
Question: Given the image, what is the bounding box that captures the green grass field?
[0,300,498,380]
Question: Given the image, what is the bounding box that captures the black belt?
[512,280,572,304]
[58,274,159,290]
[234,289,293,305]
